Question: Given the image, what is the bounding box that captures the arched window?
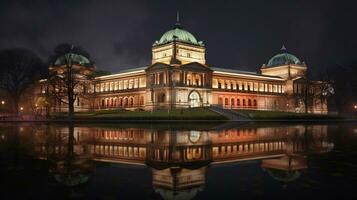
[118,98,122,107]
[248,99,252,107]
[253,99,257,107]
[243,99,246,107]
[225,98,229,106]
[189,91,201,107]
[218,82,222,89]
[129,98,134,106]
[237,99,240,106]
[101,99,105,107]
[231,98,235,107]
[124,98,128,107]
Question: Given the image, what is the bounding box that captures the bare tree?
[48,44,95,119]
[0,48,46,114]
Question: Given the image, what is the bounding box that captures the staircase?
[209,105,251,121]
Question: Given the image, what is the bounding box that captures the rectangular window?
[259,83,264,92]
[119,80,123,90]
[134,78,139,88]
[254,82,258,92]
[124,80,128,89]
[212,79,218,88]
[139,77,146,87]
[129,79,134,89]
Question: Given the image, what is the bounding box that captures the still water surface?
[1,122,357,199]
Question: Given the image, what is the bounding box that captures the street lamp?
[354,105,357,110]
[20,107,24,111]
[1,101,5,105]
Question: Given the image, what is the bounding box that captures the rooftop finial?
[175,11,181,27]
[281,44,287,51]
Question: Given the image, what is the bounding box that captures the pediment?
[180,62,212,72]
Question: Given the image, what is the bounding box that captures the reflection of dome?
[154,25,203,46]
[54,53,92,66]
[267,52,301,67]
[154,186,204,200]
[262,155,306,183]
[54,173,89,187]
[266,169,301,183]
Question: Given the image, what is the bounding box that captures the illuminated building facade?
[38,20,328,113]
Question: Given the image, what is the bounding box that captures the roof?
[153,25,204,46]
[267,52,301,67]
[212,67,284,80]
[54,53,92,67]
[96,66,147,79]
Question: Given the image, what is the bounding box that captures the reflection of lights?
[1,135,4,140]
[19,127,24,132]
[1,101,5,105]
[354,129,357,134]
[20,107,24,111]
[354,105,357,109]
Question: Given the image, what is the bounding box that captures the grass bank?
[52,107,227,121]
[235,109,343,120]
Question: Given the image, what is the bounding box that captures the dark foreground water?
[1,122,357,199]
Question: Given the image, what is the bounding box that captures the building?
[37,19,328,114]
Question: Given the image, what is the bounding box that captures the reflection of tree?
[48,123,95,187]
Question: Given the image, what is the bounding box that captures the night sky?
[0,0,355,76]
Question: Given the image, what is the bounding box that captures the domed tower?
[261,45,307,80]
[152,14,205,65]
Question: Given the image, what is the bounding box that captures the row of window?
[219,97,258,107]
[213,141,284,156]
[153,49,203,59]
[96,78,146,93]
[100,96,145,108]
[213,79,284,94]
[90,144,146,158]
[93,129,145,140]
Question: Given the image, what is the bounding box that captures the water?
[1,122,357,199]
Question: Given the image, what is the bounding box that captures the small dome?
[54,53,92,66]
[154,26,203,46]
[267,52,301,67]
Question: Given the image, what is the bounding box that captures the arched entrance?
[188,91,201,108]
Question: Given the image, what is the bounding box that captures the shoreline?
[0,118,356,123]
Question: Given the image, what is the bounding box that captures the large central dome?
[267,52,301,67]
[154,25,203,46]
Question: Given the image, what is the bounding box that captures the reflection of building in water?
[31,125,333,197]
[34,125,332,164]
[153,167,206,200]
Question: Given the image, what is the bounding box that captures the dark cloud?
[0,0,355,75]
